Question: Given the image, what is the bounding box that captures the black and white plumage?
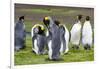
[15,16,26,51]
[59,24,69,55]
[82,16,93,50]
[70,15,82,49]
[31,24,47,55]
[43,16,61,60]
[54,20,69,55]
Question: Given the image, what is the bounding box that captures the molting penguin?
[43,16,61,60]
[31,24,47,55]
[15,16,26,51]
[54,20,69,55]
[70,15,82,49]
[82,16,93,50]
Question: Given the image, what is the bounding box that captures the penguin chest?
[82,22,92,45]
[71,24,81,44]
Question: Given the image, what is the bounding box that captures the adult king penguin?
[70,15,82,49]
[43,16,61,60]
[54,20,69,55]
[15,16,26,51]
[31,24,47,55]
[82,16,93,50]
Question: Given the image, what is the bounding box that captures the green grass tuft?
[14,35,94,65]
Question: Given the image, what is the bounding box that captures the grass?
[14,35,94,65]
[18,8,80,16]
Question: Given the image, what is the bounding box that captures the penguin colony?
[15,15,93,61]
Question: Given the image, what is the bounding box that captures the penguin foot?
[52,59,59,61]
[84,46,87,50]
[72,46,79,50]
[84,47,91,50]
[51,58,64,61]
[32,50,36,54]
[45,58,59,61]
[84,45,91,50]
[15,46,20,52]
[87,46,91,50]
[72,46,75,49]
[20,46,26,49]
[76,46,79,50]
[45,58,64,61]
[43,50,48,55]
[45,58,52,61]
[64,52,69,55]
[15,49,20,52]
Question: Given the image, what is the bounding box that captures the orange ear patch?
[45,17,49,20]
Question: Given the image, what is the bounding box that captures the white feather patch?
[34,39,39,55]
[70,21,82,45]
[48,40,52,59]
[63,25,69,53]
[82,21,92,46]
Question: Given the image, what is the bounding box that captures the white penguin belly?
[34,39,39,54]
[48,40,52,59]
[60,42,64,55]
[64,28,69,53]
[82,22,92,46]
[71,23,81,45]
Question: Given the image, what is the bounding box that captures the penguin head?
[86,16,90,21]
[37,26,45,35]
[19,16,24,22]
[33,24,45,34]
[43,16,50,27]
[54,20,60,26]
[59,24,65,31]
[77,15,82,21]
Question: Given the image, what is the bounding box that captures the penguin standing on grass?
[15,16,26,51]
[59,24,69,55]
[31,24,47,55]
[70,15,82,49]
[43,16,61,60]
[54,20,69,55]
[82,16,93,50]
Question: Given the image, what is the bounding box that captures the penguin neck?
[18,20,24,24]
[76,20,81,24]
[85,20,90,23]
[84,20,90,25]
[38,30,45,35]
[49,17,55,25]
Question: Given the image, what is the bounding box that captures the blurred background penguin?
[82,16,93,50]
[15,16,26,51]
[70,15,82,49]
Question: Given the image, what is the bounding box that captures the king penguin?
[59,24,69,55]
[54,20,69,55]
[31,24,47,55]
[70,15,82,49]
[15,16,26,51]
[43,16,61,60]
[82,16,93,50]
